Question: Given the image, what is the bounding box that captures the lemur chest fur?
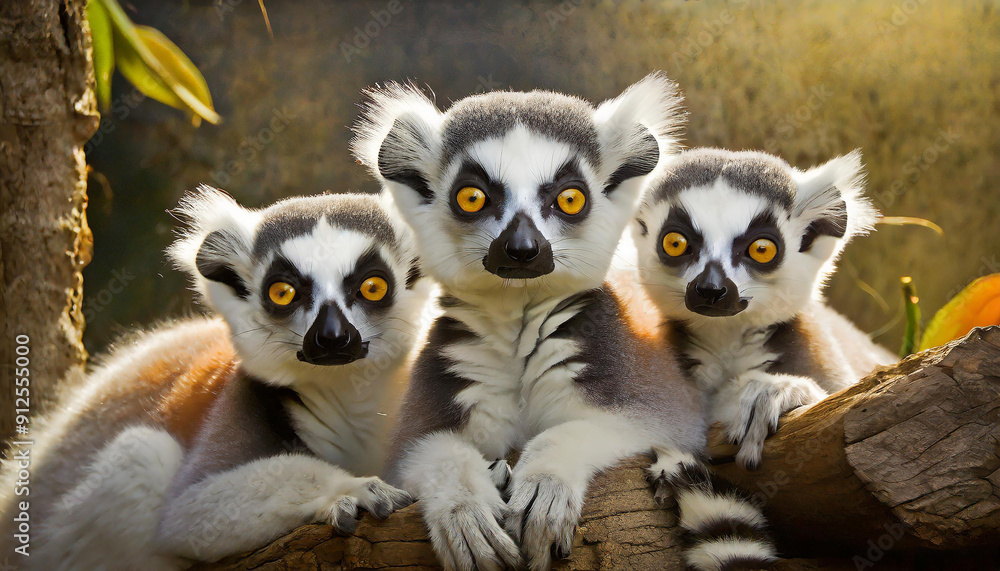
[287,364,403,476]
[681,321,778,396]
[441,294,596,458]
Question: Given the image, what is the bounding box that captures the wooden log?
[711,326,1000,558]
[203,326,1000,570]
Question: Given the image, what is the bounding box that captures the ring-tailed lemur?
[0,188,432,569]
[630,148,897,470]
[352,75,776,571]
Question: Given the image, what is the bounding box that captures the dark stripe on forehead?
[440,90,601,168]
[252,193,398,258]
[650,148,795,209]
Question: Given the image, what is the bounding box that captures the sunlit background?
[83,0,1000,355]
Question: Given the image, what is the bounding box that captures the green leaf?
[900,276,921,357]
[113,26,188,112]
[87,0,114,110]
[98,0,220,125]
[135,26,219,125]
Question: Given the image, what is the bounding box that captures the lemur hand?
[505,474,583,571]
[420,472,522,571]
[729,371,827,470]
[489,458,513,501]
[316,477,413,534]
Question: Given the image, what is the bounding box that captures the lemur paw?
[424,495,522,571]
[505,475,582,570]
[356,477,414,519]
[489,459,513,501]
[320,496,362,534]
[730,373,827,470]
[647,449,706,508]
[317,478,412,533]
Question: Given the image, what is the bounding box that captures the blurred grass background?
[83,0,1000,354]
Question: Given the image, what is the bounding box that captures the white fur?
[156,453,405,561]
[31,426,184,571]
[686,538,777,571]
[632,149,889,469]
[356,74,687,570]
[7,189,433,566]
[677,489,767,532]
[399,432,521,571]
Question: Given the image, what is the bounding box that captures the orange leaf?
[919,274,1000,350]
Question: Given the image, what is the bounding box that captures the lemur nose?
[315,305,355,349]
[504,236,540,262]
[694,283,727,304]
[503,213,541,262]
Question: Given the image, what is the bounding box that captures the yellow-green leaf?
[98,0,219,125]
[135,26,219,125]
[113,26,188,112]
[87,0,114,110]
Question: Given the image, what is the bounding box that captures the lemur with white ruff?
[0,188,431,569]
[631,148,897,470]
[353,75,777,571]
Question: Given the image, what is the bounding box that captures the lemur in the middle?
[354,74,776,571]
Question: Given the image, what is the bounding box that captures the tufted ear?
[593,72,686,195]
[351,82,444,204]
[791,150,880,254]
[168,185,259,304]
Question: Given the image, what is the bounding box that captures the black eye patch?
[259,255,314,318]
[538,159,592,222]
[656,207,703,268]
[449,159,506,221]
[731,211,785,273]
[342,248,397,313]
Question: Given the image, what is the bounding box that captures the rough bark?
[711,325,1000,557]
[203,326,1000,570]
[0,0,97,448]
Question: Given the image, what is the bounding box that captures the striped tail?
[650,450,777,571]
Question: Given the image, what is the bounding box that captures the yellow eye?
[268,282,296,306]
[556,188,586,215]
[748,239,778,264]
[360,276,389,302]
[456,187,486,213]
[662,232,688,257]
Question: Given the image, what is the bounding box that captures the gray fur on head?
[351,73,686,300]
[167,186,426,387]
[632,148,880,329]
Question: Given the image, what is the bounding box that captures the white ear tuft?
[351,82,444,200]
[792,149,880,254]
[167,185,260,305]
[593,72,687,193]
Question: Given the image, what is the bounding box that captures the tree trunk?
[710,325,1000,558]
[0,0,97,449]
[203,327,1000,570]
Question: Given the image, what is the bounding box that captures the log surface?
[204,327,1000,569]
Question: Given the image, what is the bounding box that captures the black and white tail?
[650,450,777,571]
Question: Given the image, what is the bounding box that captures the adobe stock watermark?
[852,520,908,570]
[10,334,32,557]
[84,87,148,154]
[474,74,504,94]
[877,0,932,37]
[542,0,584,28]
[873,127,960,210]
[340,0,408,63]
[210,105,297,187]
[762,85,834,154]
[83,268,136,322]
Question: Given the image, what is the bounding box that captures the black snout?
[297,303,369,365]
[484,213,555,279]
[685,261,750,317]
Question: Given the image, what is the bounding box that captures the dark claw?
[333,512,360,534]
